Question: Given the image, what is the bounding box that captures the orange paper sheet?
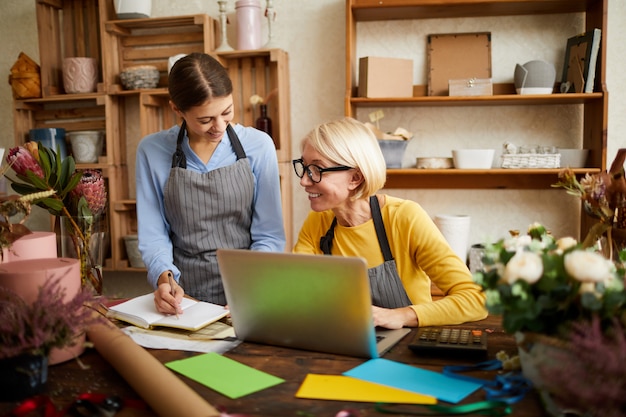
[87,318,220,417]
[295,374,437,404]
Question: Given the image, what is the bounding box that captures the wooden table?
[0,316,547,416]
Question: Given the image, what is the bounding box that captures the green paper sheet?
[165,352,285,399]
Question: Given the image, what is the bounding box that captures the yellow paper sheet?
[295,374,437,404]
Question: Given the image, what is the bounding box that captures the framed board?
[427,32,492,96]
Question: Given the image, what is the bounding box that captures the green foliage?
[473,224,626,337]
[7,144,85,217]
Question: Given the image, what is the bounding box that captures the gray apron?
[320,196,412,308]
[164,122,254,304]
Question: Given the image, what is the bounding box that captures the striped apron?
[320,196,412,308]
[164,122,254,304]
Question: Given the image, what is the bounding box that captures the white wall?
[1,0,625,248]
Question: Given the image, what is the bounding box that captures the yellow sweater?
[293,195,487,327]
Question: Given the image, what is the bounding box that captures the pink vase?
[0,253,85,365]
[235,0,262,50]
[63,57,98,94]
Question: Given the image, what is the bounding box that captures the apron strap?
[171,120,187,169]
[319,196,394,261]
[227,124,246,160]
[370,196,394,262]
[320,217,337,255]
[171,123,246,169]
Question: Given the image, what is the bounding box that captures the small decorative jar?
[62,57,98,94]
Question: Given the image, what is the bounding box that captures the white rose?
[564,250,613,283]
[504,235,532,252]
[556,236,578,252]
[503,251,543,284]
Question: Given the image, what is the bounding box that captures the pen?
[168,272,179,319]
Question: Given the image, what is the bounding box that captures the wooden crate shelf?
[35,0,102,97]
[12,95,108,159]
[102,14,215,92]
[16,0,292,271]
[218,49,292,162]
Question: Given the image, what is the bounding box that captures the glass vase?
[59,215,107,295]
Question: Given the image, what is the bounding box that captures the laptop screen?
[217,249,381,358]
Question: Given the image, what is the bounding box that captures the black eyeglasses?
[292,159,353,183]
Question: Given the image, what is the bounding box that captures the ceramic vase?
[123,234,145,268]
[114,0,152,19]
[235,0,262,50]
[63,57,98,94]
[68,130,104,163]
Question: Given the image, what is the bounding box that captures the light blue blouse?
[135,123,286,289]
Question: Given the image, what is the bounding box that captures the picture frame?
[561,29,601,93]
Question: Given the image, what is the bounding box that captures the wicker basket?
[8,52,41,99]
[501,153,560,169]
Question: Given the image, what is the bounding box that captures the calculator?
[408,327,488,356]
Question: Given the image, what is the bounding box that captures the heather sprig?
[538,317,626,417]
[0,276,103,359]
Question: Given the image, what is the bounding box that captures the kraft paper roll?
[434,214,471,263]
[87,318,220,417]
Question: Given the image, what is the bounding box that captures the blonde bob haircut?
[301,117,386,200]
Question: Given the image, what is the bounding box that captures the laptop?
[216,249,410,358]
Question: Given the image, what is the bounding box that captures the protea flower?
[5,146,44,178]
[70,169,107,216]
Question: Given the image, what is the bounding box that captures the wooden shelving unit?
[345,0,608,234]
[12,0,292,270]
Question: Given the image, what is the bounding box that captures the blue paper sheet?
[343,358,483,404]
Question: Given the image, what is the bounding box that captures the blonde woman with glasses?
[292,117,486,329]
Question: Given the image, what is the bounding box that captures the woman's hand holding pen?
[154,271,185,315]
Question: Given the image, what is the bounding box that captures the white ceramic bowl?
[558,148,589,168]
[452,149,495,169]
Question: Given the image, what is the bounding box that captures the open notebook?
[217,249,410,358]
[107,293,229,331]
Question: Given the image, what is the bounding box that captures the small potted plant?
[0,191,102,401]
[473,223,626,416]
[0,277,99,401]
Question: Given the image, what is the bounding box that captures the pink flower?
[6,146,44,178]
[71,169,107,215]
